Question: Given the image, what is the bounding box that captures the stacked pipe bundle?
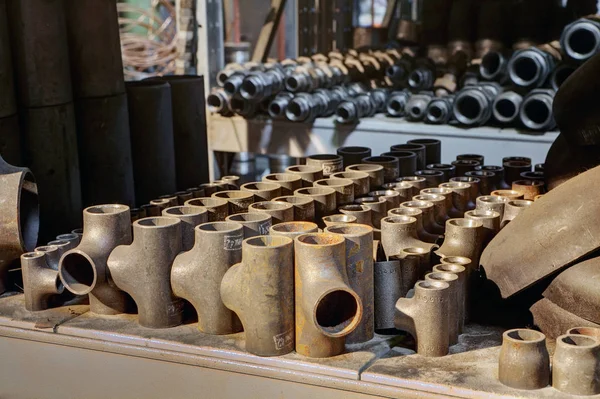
[212,3,599,133]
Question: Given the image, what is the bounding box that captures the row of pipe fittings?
[14,140,548,362]
[498,327,600,396]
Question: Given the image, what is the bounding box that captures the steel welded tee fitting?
[59,204,133,315]
[436,218,484,267]
[108,217,184,328]
[294,233,363,358]
[221,236,294,356]
[394,280,450,357]
[21,251,64,311]
[0,156,39,293]
[172,222,243,334]
[380,215,437,259]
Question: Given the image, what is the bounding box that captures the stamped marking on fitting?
[416,295,445,303]
[224,233,243,250]
[273,329,294,350]
[258,221,272,235]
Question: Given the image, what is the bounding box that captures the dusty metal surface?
[346,164,385,190]
[59,204,133,315]
[552,334,600,395]
[531,298,600,341]
[294,233,362,358]
[162,206,208,251]
[315,178,354,206]
[543,257,600,324]
[356,197,387,229]
[272,195,315,222]
[295,187,336,226]
[306,154,343,177]
[186,197,228,222]
[363,156,399,184]
[387,207,438,244]
[322,214,357,227]
[262,173,302,196]
[373,260,401,331]
[498,329,550,390]
[380,215,437,259]
[401,200,444,235]
[108,217,183,328]
[425,272,461,345]
[241,182,282,201]
[213,190,255,214]
[249,201,294,225]
[436,219,484,267]
[285,165,324,187]
[0,156,38,293]
[339,205,372,226]
[172,222,243,335]
[439,182,473,216]
[226,213,272,238]
[221,236,294,356]
[269,221,319,240]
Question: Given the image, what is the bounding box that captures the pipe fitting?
[382,182,414,202]
[240,68,285,101]
[501,199,533,228]
[172,221,243,334]
[108,217,183,328]
[212,190,255,214]
[225,212,272,238]
[386,90,411,117]
[394,280,450,357]
[465,170,495,195]
[408,64,435,91]
[550,63,577,91]
[294,187,336,225]
[249,201,293,225]
[335,94,374,124]
[401,200,445,235]
[324,224,374,344]
[162,206,208,251]
[479,51,508,82]
[508,45,560,89]
[221,236,294,356]
[222,72,246,95]
[285,92,324,122]
[285,165,324,186]
[268,92,294,119]
[450,176,480,206]
[207,88,232,115]
[58,204,132,315]
[451,160,480,177]
[498,329,550,390]
[414,194,449,226]
[373,260,402,331]
[339,205,372,226]
[228,97,258,118]
[421,187,457,217]
[381,215,437,259]
[567,327,600,341]
[390,247,429,298]
[337,146,372,168]
[427,163,456,181]
[355,196,387,229]
[512,180,544,200]
[453,83,500,126]
[436,218,484,266]
[432,263,467,327]
[388,206,439,244]
[269,221,318,240]
[185,197,228,221]
[369,190,401,211]
[363,156,399,183]
[405,93,433,121]
[477,165,510,189]
[552,334,600,395]
[346,164,385,189]
[519,89,556,131]
[425,96,454,124]
[322,214,357,227]
[262,173,302,196]
[439,182,474,216]
[561,17,600,63]
[272,195,315,222]
[401,176,428,191]
[425,271,461,344]
[294,233,363,358]
[381,151,417,177]
[306,154,343,177]
[314,178,354,206]
[331,171,370,197]
[491,189,524,200]
[407,139,441,165]
[21,251,64,311]
[240,182,282,201]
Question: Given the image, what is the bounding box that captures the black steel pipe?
[126,81,177,205]
[407,139,441,164]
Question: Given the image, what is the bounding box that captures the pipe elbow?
[220,263,245,316]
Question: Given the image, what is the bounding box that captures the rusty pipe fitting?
[324,224,374,344]
[337,147,372,168]
[285,165,324,187]
[512,180,544,200]
[272,196,315,222]
[269,221,318,240]
[464,209,501,245]
[355,197,387,229]
[322,214,356,227]
[425,271,460,344]
[465,170,496,195]
[221,236,294,355]
[421,187,457,218]
[436,218,484,266]
[58,204,132,315]
[249,201,293,225]
[339,205,372,226]
[295,187,336,225]
[389,248,426,298]
[0,157,39,293]
[185,197,228,222]
[306,154,343,177]
[501,199,533,228]
[498,329,550,390]
[162,206,207,251]
[171,221,243,334]
[294,233,363,358]
[401,200,445,235]
[414,194,449,226]
[363,156,399,183]
[225,213,272,238]
[212,191,255,214]
[395,280,451,357]
[388,206,439,244]
[451,177,480,206]
[200,182,224,196]
[240,182,282,201]
[21,251,64,311]
[346,164,384,189]
[382,182,415,203]
[262,173,302,196]
[439,182,474,216]
[491,189,524,200]
[314,178,354,206]
[519,89,556,131]
[331,171,370,197]
[401,176,428,191]
[370,190,401,211]
[381,215,437,259]
[108,217,183,328]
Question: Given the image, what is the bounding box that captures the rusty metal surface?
[439,182,474,216]
[65,0,125,98]
[269,221,319,240]
[249,201,294,225]
[315,178,354,206]
[213,190,255,215]
[295,187,336,226]
[426,271,461,345]
[162,206,208,251]
[380,215,437,260]
[331,171,370,197]
[512,180,544,201]
[370,190,401,211]
[401,200,444,235]
[322,214,357,227]
[346,164,385,190]
[20,251,63,311]
[363,156,399,184]
[6,0,73,107]
[20,103,81,241]
[59,204,133,315]
[306,154,343,177]
[500,199,533,228]
[339,205,372,226]
[285,165,324,187]
[0,156,38,293]
[436,219,484,267]
[74,93,135,207]
[552,334,600,395]
[241,181,282,201]
[294,233,362,358]
[186,197,228,222]
[272,195,315,222]
[498,329,550,390]
[108,217,183,328]
[531,298,600,341]
[395,280,450,357]
[262,173,302,196]
[356,197,387,229]
[464,209,500,245]
[324,225,374,344]
[226,213,272,238]
[221,235,294,356]
[387,207,438,244]
[475,195,507,219]
[172,222,243,335]
[543,257,600,324]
